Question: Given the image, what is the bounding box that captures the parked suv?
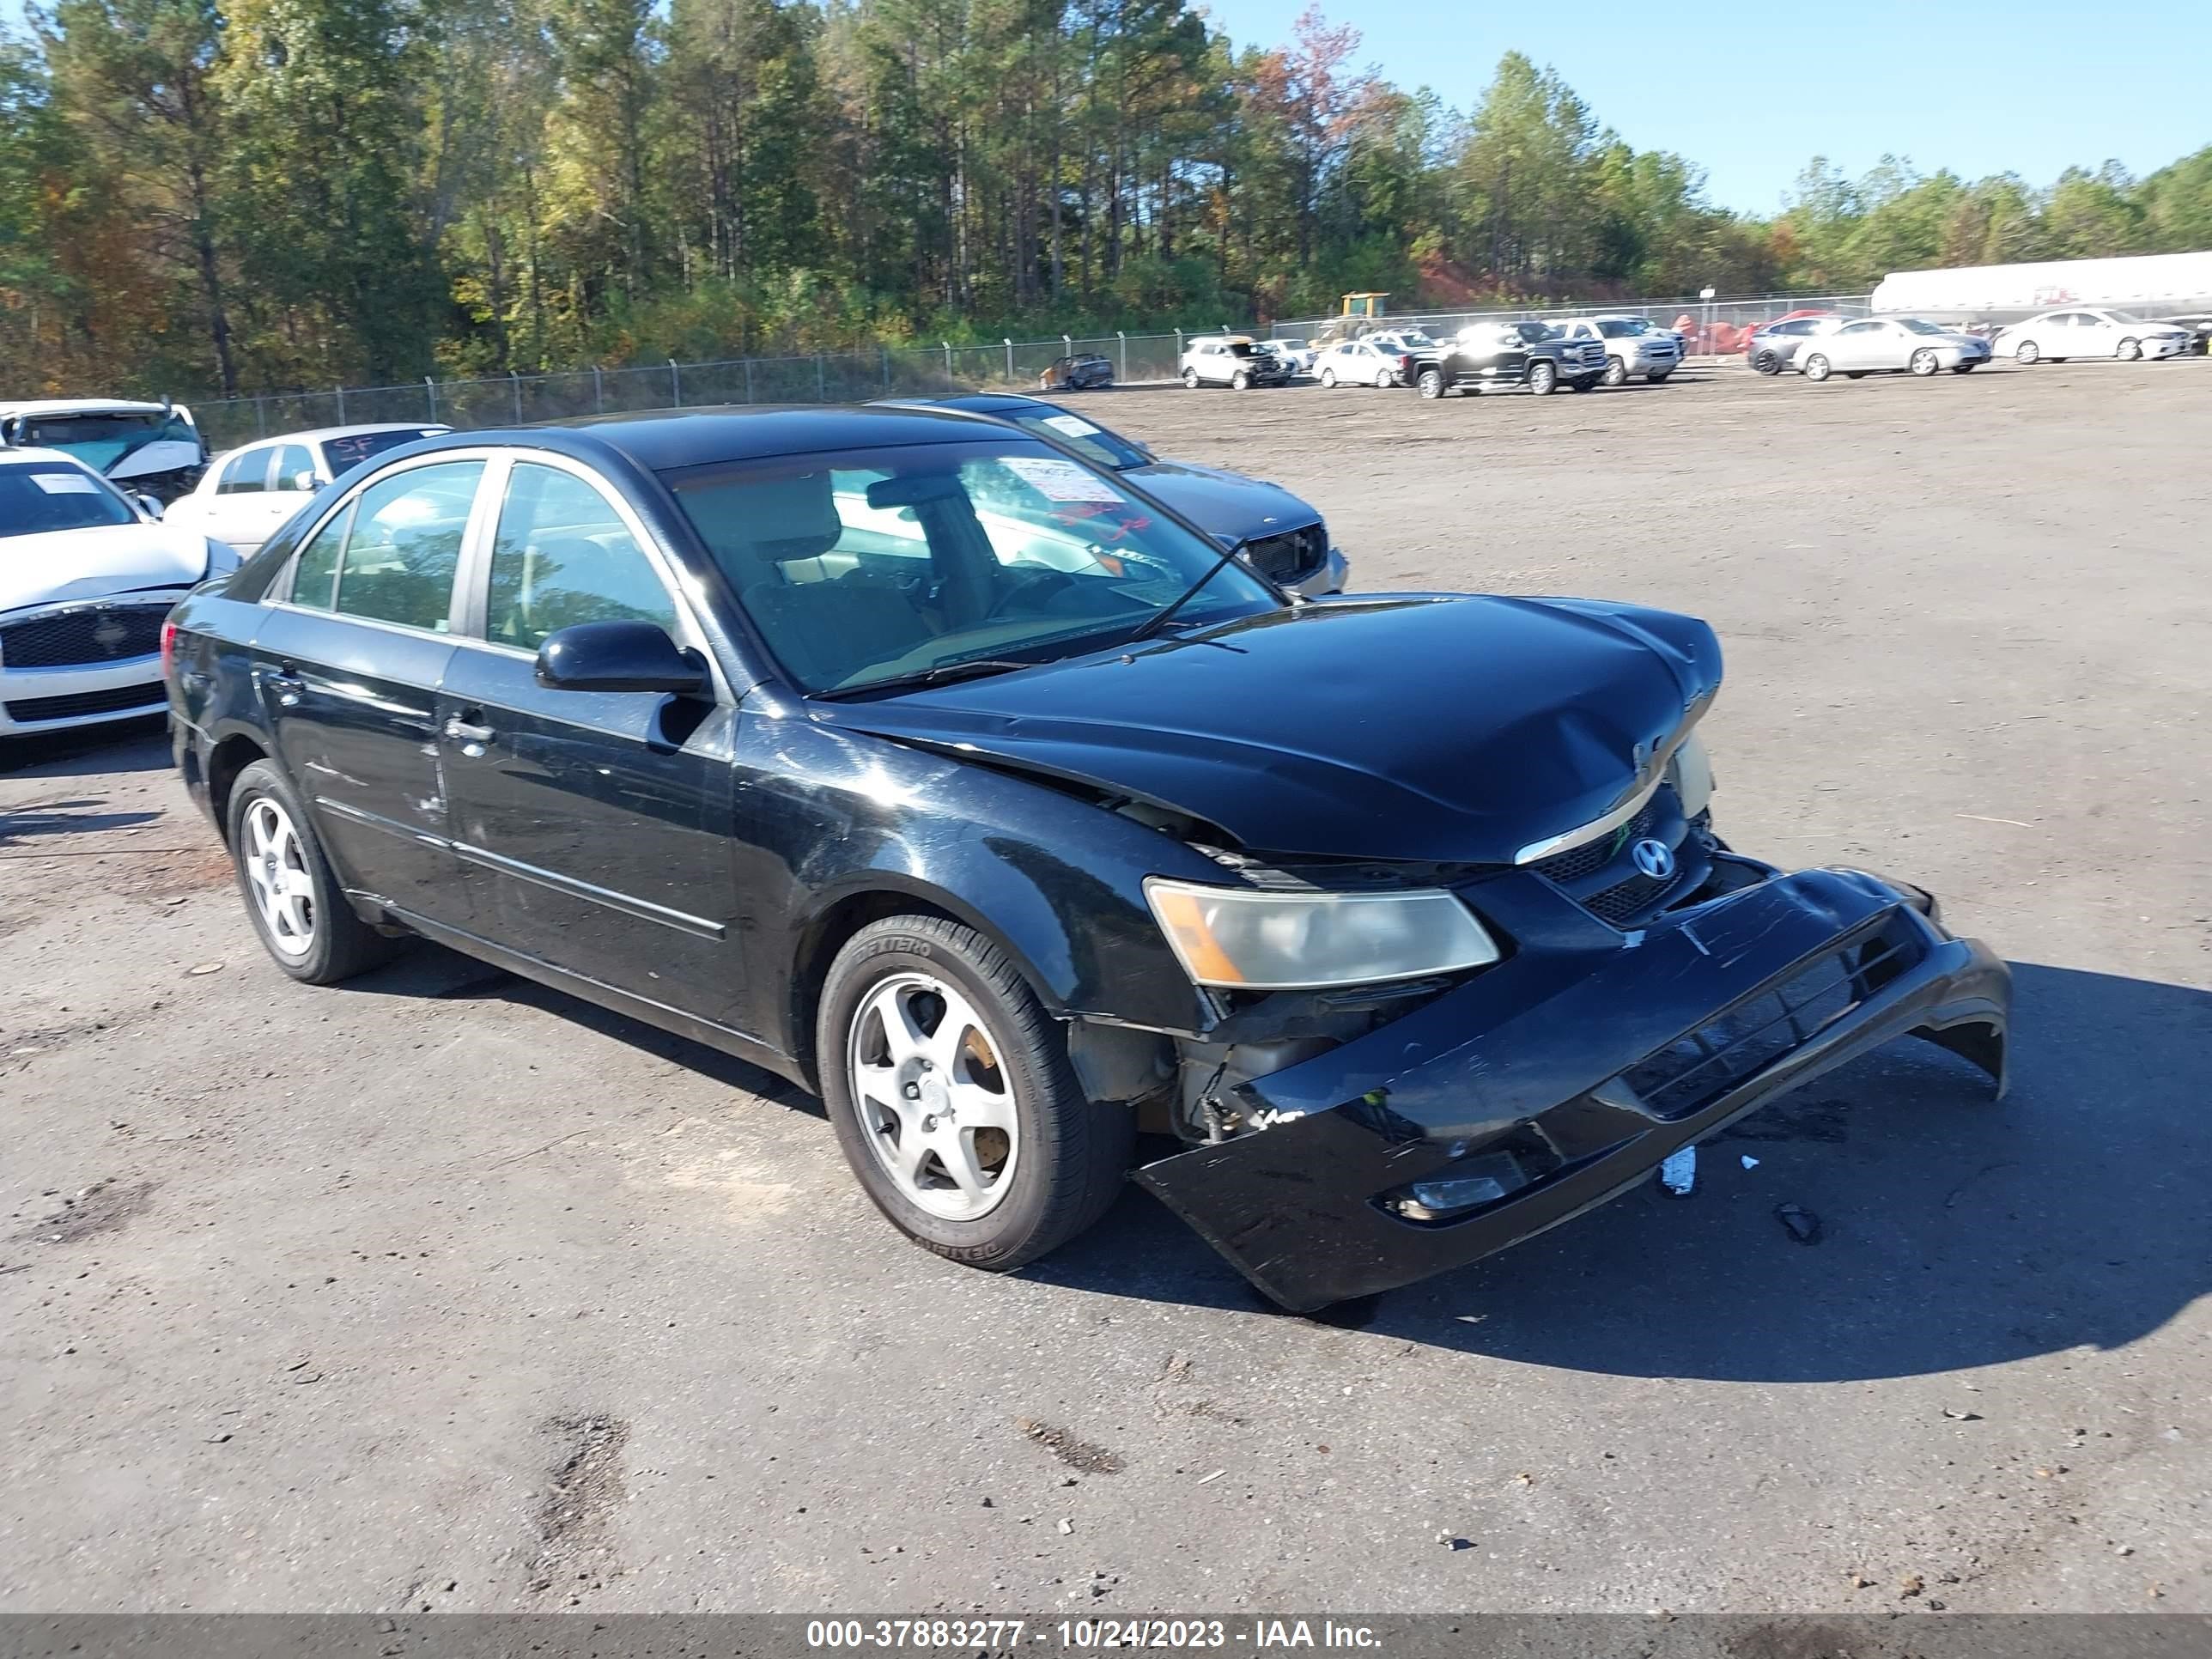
[1419,322,1607,398]
[1546,315,1682,386]
[1178,336,1292,391]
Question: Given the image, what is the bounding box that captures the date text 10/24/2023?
[805,1620,1384,1650]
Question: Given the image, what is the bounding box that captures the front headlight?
[1143,879,1500,991]
[1667,731,1715,818]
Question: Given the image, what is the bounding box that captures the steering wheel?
[983,567,1077,619]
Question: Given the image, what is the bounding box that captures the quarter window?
[487,462,677,651]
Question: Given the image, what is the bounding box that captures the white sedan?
[1796,316,1991,380]
[167,422,448,557]
[1314,338,1417,387]
[1995,308,2192,365]
[0,448,235,738]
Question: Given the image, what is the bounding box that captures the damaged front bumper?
[1134,867,2009,1311]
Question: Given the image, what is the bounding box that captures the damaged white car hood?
[1,524,223,616]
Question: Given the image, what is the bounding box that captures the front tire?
[2117,337,2141,361]
[1752,349,1781,375]
[1527,361,1558,396]
[1950,362,1978,374]
[1417,367,1445,399]
[1231,368,1251,391]
[817,915,1132,1272]
[1910,349,1940,376]
[1601,356,1627,388]
[1802,352,1832,382]
[1646,370,1672,383]
[225,760,399,985]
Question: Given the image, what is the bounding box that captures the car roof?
[421,404,1018,472]
[0,398,171,417]
[873,393,1040,416]
[0,445,95,468]
[233,422,452,447]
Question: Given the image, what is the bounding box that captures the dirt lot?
[4,358,2209,1614]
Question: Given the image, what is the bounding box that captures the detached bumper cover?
[1136,868,2008,1310]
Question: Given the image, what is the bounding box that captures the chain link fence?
[187,295,1875,452]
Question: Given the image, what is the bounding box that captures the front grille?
[1583,863,1686,923]
[1620,915,1928,1121]
[1244,523,1328,585]
[0,603,172,668]
[1531,797,1662,884]
[4,681,167,723]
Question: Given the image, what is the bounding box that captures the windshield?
[2100,310,2141,323]
[3,409,198,471]
[1006,407,1150,471]
[1391,332,1438,349]
[1271,338,1307,350]
[665,441,1278,695]
[1595,319,1650,337]
[1510,322,1558,343]
[1897,317,1950,335]
[0,461,137,539]
[324,428,443,473]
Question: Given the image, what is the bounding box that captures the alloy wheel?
[848,972,1021,1221]
[241,796,315,958]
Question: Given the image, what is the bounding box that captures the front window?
[1003,407,1149,471]
[488,463,676,651]
[664,441,1279,695]
[0,461,137,538]
[3,409,198,472]
[1897,317,1949,335]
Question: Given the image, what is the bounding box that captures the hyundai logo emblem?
[1630,838,1676,880]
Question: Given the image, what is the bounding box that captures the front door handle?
[443,714,495,746]
[264,664,304,707]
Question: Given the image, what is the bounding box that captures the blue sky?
[1200,0,2211,212]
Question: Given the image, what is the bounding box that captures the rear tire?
[1181,368,1200,389]
[2014,339,2039,365]
[1950,362,1977,374]
[1318,368,1338,388]
[817,915,1133,1273]
[1646,370,1672,383]
[225,760,399,986]
[1802,353,1832,382]
[1752,349,1781,375]
[1527,361,1558,397]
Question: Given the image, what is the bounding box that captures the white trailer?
[1870,251,2212,321]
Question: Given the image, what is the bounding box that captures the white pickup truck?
[1542,315,1682,386]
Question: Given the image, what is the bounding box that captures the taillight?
[160,617,179,678]
[1400,354,1415,374]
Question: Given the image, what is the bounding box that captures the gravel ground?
[3,356,2208,1615]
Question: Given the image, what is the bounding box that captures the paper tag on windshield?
[1001,456,1121,502]
[29,472,99,495]
[1042,413,1103,439]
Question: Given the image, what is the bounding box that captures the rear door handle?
[264,664,304,706]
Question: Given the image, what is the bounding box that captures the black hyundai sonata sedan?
[164,404,2010,1310]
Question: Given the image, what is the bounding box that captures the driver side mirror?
[135,494,165,520]
[536,620,708,696]
[292,471,318,491]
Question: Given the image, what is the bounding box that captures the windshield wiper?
[1125,539,1252,644]
[814,658,1042,701]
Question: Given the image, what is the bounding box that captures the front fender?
[731,714,1224,1059]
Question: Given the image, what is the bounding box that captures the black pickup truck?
[1418,321,1608,398]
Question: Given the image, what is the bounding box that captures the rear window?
[323,429,442,474]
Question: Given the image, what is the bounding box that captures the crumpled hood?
[817,595,1724,863]
[1125,459,1322,544]
[1,523,217,615]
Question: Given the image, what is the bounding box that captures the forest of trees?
[2,0,2209,400]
